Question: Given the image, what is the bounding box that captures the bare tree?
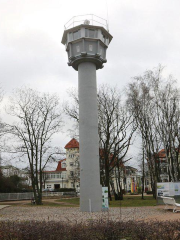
[0,87,8,168]
[7,88,63,204]
[64,85,136,200]
[127,65,180,198]
[152,74,180,182]
[126,67,163,198]
[98,86,136,200]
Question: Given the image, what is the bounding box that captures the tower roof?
[65,138,79,149]
[158,149,166,158]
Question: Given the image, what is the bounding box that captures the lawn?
[109,195,156,207]
[56,197,80,206]
[56,195,156,207]
[0,195,156,207]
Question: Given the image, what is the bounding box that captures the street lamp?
[62,177,63,188]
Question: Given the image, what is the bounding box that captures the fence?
[0,192,77,201]
[42,192,63,197]
[42,192,77,197]
[0,192,34,201]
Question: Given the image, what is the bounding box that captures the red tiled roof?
[99,148,124,167]
[43,159,66,173]
[158,149,166,158]
[158,148,180,159]
[56,159,66,171]
[64,138,79,149]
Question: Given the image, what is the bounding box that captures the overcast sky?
[1,0,180,168]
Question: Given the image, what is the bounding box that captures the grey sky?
[0,0,180,167]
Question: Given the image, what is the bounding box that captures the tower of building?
[65,138,80,189]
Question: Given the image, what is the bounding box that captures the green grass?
[109,195,156,207]
[0,200,78,208]
[56,195,156,207]
[56,197,80,205]
[28,202,78,208]
[0,195,156,208]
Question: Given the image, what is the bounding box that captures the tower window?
[89,45,93,51]
[76,45,80,52]
[85,29,96,38]
[89,29,95,38]
[85,29,88,37]
[102,32,106,44]
[73,30,80,40]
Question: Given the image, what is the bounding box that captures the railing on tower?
[64,14,109,31]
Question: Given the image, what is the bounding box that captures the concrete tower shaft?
[78,62,101,211]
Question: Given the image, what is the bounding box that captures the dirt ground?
[0,198,180,223]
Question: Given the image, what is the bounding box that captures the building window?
[44,173,49,179]
[62,162,66,168]
[47,185,52,188]
[70,171,74,176]
[74,161,79,167]
[71,182,74,188]
[56,173,61,179]
[70,162,74,167]
[51,173,56,179]
[62,172,66,178]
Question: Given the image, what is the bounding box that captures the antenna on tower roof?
[0,152,2,167]
[84,19,90,25]
[106,0,109,31]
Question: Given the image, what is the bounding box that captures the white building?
[42,159,67,189]
[1,165,20,177]
[42,138,80,190]
[42,138,147,194]
[1,165,31,186]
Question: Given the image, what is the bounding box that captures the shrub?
[137,186,142,194]
[55,188,76,192]
[130,192,138,195]
[146,191,153,194]
[0,220,180,240]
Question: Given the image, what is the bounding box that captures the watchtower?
[62,14,113,212]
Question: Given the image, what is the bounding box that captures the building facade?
[43,138,144,194]
[42,138,80,190]
[42,159,67,190]
[1,165,31,186]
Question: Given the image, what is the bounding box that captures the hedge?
[0,220,180,240]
